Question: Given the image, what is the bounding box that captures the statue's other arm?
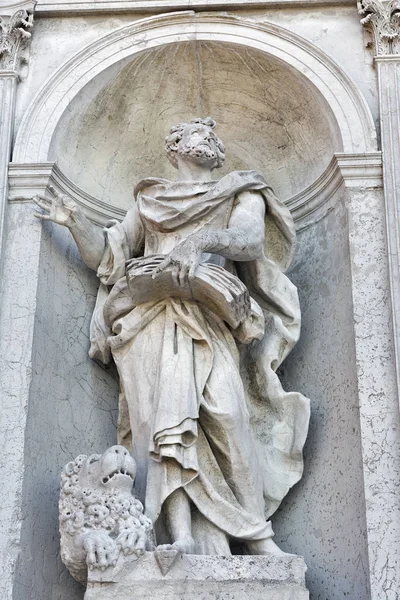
[153,190,265,284]
[33,187,105,271]
[200,189,266,261]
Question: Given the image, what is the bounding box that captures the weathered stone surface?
[59,446,153,584]
[3,5,400,600]
[0,203,119,600]
[43,118,310,560]
[85,552,309,600]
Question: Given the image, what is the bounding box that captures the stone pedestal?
[84,552,309,600]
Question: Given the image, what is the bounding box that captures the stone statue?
[34,117,310,558]
[59,445,154,583]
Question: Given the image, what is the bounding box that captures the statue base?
[84,551,309,600]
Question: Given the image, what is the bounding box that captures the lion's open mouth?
[102,469,134,484]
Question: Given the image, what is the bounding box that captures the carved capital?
[358,0,400,55]
[0,2,35,72]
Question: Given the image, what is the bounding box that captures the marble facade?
[0,1,399,599]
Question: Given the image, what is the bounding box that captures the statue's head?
[165,117,225,170]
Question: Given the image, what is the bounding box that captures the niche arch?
[14,11,377,173]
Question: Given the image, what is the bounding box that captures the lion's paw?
[116,528,146,557]
[81,531,119,571]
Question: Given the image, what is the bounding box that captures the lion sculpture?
[59,445,154,583]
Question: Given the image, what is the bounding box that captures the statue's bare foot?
[157,535,195,555]
[247,538,294,557]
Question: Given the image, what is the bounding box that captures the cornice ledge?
[287,156,342,230]
[8,155,383,231]
[335,152,383,185]
[35,0,355,15]
[374,52,400,59]
[8,162,126,226]
[288,152,382,231]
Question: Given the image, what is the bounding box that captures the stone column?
[340,165,400,600]
[0,2,35,264]
[0,71,17,254]
[357,5,400,596]
[375,55,400,396]
[0,4,35,599]
[359,0,400,404]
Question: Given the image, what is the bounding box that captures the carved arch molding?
[10,12,381,230]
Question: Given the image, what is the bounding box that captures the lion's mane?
[59,453,153,583]
[59,454,152,536]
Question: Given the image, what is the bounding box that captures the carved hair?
[165,117,226,169]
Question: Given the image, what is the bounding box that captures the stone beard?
[35,117,310,562]
[166,118,225,168]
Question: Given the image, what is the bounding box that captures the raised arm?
[153,190,265,285]
[33,187,105,271]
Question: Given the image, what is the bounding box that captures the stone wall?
[275,189,370,599]
[2,206,119,600]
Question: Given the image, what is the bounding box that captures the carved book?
[126,255,251,328]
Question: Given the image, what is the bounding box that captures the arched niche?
[10,12,379,600]
[13,12,377,174]
[48,41,342,208]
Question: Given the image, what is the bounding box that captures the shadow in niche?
[49,40,341,212]
[271,206,371,599]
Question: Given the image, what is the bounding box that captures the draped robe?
[89,170,310,549]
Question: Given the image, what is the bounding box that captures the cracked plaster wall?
[346,187,400,600]
[8,206,119,600]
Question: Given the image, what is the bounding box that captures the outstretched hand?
[33,186,79,228]
[152,236,204,286]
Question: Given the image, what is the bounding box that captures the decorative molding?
[335,152,383,186]
[35,0,355,15]
[8,162,126,226]
[8,154,383,231]
[358,0,400,55]
[1,1,36,9]
[0,69,19,78]
[0,2,35,72]
[288,152,382,230]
